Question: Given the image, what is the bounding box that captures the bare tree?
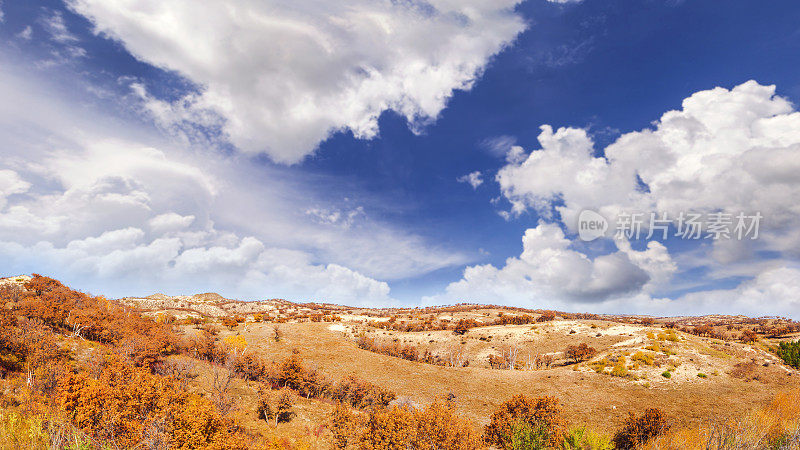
[66,311,86,340]
[210,366,235,415]
[503,343,519,370]
[155,358,198,391]
[445,345,467,368]
[273,324,282,342]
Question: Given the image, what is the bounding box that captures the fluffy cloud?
[425,222,672,308]
[148,213,196,234]
[457,171,483,189]
[633,265,800,318]
[0,170,31,209]
[68,0,526,163]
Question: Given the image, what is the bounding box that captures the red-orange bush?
[332,375,396,409]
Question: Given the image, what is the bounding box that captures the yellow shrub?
[664,330,679,342]
[632,351,654,366]
[644,343,661,353]
[590,358,610,373]
[223,335,248,355]
[643,390,800,450]
[611,357,628,378]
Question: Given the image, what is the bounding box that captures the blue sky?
[1,0,799,317]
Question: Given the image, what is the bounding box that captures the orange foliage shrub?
[8,275,179,370]
[330,402,361,449]
[357,334,420,362]
[331,375,396,409]
[453,319,478,335]
[0,307,26,376]
[58,355,245,449]
[612,408,670,449]
[642,391,800,450]
[331,400,481,450]
[484,395,566,449]
[741,329,758,343]
[221,317,239,330]
[536,312,556,322]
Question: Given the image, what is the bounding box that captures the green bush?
[777,340,800,369]
[510,421,550,450]
[661,371,671,378]
[697,373,707,378]
[561,426,612,450]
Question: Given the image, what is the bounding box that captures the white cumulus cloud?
[68,0,526,163]
[457,171,483,189]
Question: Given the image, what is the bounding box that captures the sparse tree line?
[486,343,595,370]
[356,334,470,367]
[678,320,800,342]
[365,312,556,334]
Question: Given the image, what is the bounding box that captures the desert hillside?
[120,288,800,431]
[2,275,799,449]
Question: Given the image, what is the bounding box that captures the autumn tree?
[221,317,239,330]
[210,366,235,415]
[332,375,396,409]
[273,325,282,342]
[335,399,481,450]
[565,343,597,363]
[536,312,556,322]
[330,402,361,449]
[414,400,481,449]
[453,319,474,335]
[275,388,297,425]
[741,329,758,343]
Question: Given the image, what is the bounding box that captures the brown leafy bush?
[8,275,179,370]
[612,408,670,449]
[484,395,566,449]
[221,317,239,330]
